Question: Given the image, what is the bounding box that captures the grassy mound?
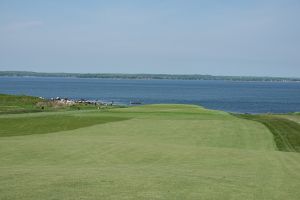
[0,93,114,114]
[0,94,43,113]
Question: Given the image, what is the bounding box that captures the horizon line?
[1,70,300,80]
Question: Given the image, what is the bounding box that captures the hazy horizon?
[1,1,299,77]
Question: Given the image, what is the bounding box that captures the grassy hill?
[0,94,111,114]
[0,94,44,114]
[0,104,300,199]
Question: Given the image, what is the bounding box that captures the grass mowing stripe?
[1,104,300,199]
[0,115,129,137]
[234,114,300,152]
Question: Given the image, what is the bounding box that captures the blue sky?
[0,0,299,77]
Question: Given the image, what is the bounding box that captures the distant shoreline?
[1,71,300,82]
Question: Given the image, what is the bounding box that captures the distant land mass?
[1,71,300,82]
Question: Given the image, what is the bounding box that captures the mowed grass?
[1,104,300,200]
[236,114,300,152]
[0,115,129,137]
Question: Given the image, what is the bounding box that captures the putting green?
[0,104,300,200]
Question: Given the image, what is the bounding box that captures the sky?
[0,0,300,77]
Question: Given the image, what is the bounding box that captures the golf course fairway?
[1,104,300,200]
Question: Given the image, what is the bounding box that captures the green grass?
[1,104,300,200]
[279,114,300,124]
[0,94,44,113]
[0,93,117,114]
[235,114,300,152]
[0,115,129,137]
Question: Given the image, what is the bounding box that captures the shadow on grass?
[0,115,130,137]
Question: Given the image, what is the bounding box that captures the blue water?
[1,77,300,113]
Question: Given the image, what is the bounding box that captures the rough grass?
[0,94,43,113]
[235,114,300,152]
[0,93,120,114]
[280,114,300,124]
[0,104,300,200]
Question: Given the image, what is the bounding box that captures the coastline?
[1,71,300,82]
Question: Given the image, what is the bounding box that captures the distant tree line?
[1,71,300,82]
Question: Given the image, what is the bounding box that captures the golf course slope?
[1,104,300,200]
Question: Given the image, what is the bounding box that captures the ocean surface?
[1,77,300,114]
